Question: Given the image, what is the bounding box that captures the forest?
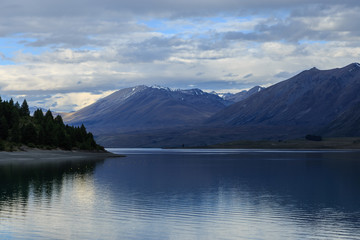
[0,97,104,151]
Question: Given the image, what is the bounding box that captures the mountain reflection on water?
[0,159,104,234]
[1,150,360,239]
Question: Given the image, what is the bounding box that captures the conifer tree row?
[0,97,104,151]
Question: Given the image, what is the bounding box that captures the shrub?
[305,134,322,141]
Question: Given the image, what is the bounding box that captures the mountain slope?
[320,103,360,137]
[223,86,264,102]
[64,63,360,147]
[63,85,230,133]
[207,63,360,134]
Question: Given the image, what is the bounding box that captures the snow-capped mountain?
[222,86,265,103]
[63,85,231,134]
[64,63,360,147]
[207,63,360,138]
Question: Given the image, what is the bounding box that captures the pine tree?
[15,101,20,110]
[54,115,64,126]
[21,123,37,144]
[20,99,30,116]
[45,109,53,121]
[34,109,44,124]
[0,116,9,140]
[0,96,103,151]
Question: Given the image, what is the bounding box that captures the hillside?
[63,85,230,133]
[320,103,360,137]
[63,63,360,147]
[208,63,360,133]
[223,86,264,102]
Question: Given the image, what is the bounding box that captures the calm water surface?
[1,148,360,239]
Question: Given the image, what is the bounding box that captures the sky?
[0,0,360,112]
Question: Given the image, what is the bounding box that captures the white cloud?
[0,0,360,111]
[36,91,117,112]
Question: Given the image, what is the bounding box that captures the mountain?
[320,102,360,137]
[63,85,230,134]
[207,63,360,137]
[222,86,264,102]
[63,63,360,147]
[29,106,49,116]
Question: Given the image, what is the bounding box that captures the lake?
[1,148,360,239]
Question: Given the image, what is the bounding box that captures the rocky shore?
[0,148,123,163]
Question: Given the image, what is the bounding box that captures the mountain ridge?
[222,86,264,103]
[207,62,360,130]
[63,63,360,147]
[63,85,232,133]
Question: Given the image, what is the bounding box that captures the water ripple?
[1,150,360,239]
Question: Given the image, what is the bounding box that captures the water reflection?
[95,150,360,239]
[99,151,360,212]
[0,159,103,219]
[1,150,360,239]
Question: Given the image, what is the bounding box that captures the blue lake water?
[1,148,360,239]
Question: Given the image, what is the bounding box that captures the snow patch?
[349,63,360,72]
[115,85,148,102]
[150,85,171,91]
[179,89,205,96]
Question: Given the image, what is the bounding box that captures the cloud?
[243,73,253,79]
[122,36,187,63]
[274,71,294,79]
[224,6,360,43]
[0,0,360,111]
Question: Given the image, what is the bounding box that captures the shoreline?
[0,148,124,163]
[195,138,360,150]
[164,137,360,150]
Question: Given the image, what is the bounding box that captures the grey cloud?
[243,73,253,79]
[0,94,51,106]
[224,73,238,78]
[24,34,103,48]
[1,0,360,113]
[224,12,359,44]
[196,35,229,51]
[0,0,358,48]
[221,3,360,45]
[1,85,115,96]
[166,80,251,90]
[3,0,358,17]
[274,71,294,79]
[1,1,359,29]
[197,81,260,91]
[122,36,187,63]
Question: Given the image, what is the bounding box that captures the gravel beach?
[0,149,122,164]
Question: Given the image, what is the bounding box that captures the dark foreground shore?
[200,137,360,149]
[0,149,123,163]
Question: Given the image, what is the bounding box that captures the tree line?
[0,97,104,151]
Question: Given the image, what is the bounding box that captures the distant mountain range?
[63,85,232,133]
[208,63,360,129]
[222,86,264,102]
[63,63,360,147]
[29,106,48,116]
